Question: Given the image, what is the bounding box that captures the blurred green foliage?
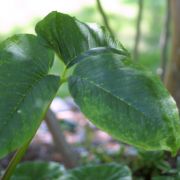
[0,2,176,178]
[0,0,168,97]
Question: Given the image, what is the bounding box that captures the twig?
[2,139,32,180]
[133,0,144,61]
[96,0,115,39]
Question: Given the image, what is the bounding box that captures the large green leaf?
[68,48,180,154]
[10,161,65,180]
[35,11,127,66]
[61,163,131,180]
[0,34,60,158]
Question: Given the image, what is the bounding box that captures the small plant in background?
[0,11,180,179]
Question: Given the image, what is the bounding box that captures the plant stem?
[1,79,64,179]
[1,139,32,180]
[45,109,79,168]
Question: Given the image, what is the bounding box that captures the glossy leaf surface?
[35,11,126,66]
[68,49,180,154]
[10,161,65,180]
[0,34,60,158]
[61,163,131,180]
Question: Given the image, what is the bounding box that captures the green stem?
[1,77,64,180]
[1,139,32,180]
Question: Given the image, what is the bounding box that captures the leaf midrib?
[0,73,46,133]
[73,74,154,123]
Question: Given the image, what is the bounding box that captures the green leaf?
[0,34,60,158]
[35,11,126,66]
[68,48,180,154]
[10,161,65,180]
[10,162,131,180]
[61,163,131,180]
[152,176,175,180]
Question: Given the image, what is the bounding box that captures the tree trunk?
[165,0,180,107]
[160,0,171,81]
